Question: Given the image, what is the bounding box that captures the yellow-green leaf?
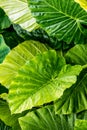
[75,0,87,10]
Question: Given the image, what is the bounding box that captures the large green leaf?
[0,0,38,31]
[0,35,10,63]
[55,44,87,114]
[13,24,70,50]
[65,44,87,65]
[0,40,48,88]
[8,50,82,114]
[0,8,11,30]
[19,105,74,130]
[55,68,87,114]
[29,0,87,44]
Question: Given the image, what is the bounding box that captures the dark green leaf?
[13,24,65,50]
[0,120,12,130]
[0,8,11,30]
[1,25,24,49]
[0,84,8,94]
[29,0,87,44]
[0,35,10,63]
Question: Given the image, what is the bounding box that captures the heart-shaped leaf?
[8,50,82,113]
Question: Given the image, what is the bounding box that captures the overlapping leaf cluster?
[0,0,87,130]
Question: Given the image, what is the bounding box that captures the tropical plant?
[0,0,87,130]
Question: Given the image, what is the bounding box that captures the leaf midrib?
[12,69,60,103]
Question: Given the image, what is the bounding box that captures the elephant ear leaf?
[0,40,48,88]
[29,0,87,44]
[0,0,39,31]
[55,69,87,114]
[54,44,87,114]
[8,50,82,114]
[19,106,74,130]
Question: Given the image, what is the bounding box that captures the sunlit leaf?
[75,0,87,10]
[0,0,39,31]
[74,119,87,130]
[8,50,82,113]
[0,40,48,88]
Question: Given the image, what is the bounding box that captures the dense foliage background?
[0,0,87,130]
